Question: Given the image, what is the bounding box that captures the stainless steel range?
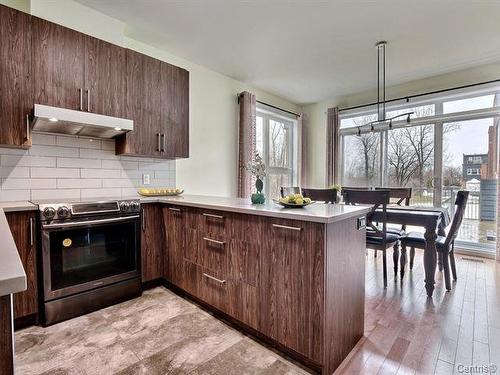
[36,198,142,325]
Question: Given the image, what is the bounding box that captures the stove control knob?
[119,201,130,211]
[43,207,56,219]
[57,206,70,218]
[130,201,140,212]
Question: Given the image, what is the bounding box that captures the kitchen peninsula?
[0,195,369,374]
[137,195,370,374]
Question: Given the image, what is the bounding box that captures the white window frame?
[338,84,500,254]
[256,107,297,198]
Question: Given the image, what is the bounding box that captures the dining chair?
[301,188,337,203]
[375,187,412,234]
[343,189,400,288]
[400,191,469,290]
[280,186,301,197]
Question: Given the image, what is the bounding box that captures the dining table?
[370,205,451,297]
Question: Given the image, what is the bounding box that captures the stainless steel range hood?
[32,104,133,139]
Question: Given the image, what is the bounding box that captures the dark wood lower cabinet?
[141,204,164,282]
[0,295,14,375]
[161,204,366,374]
[5,211,37,320]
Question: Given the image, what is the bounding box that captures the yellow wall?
[0,0,300,197]
[303,62,500,187]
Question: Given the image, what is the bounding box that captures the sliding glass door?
[339,88,499,254]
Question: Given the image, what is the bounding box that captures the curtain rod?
[256,100,300,118]
[338,78,500,113]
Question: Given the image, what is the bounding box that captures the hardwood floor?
[336,249,500,375]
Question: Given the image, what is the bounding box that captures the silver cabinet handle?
[157,133,161,152]
[203,237,225,246]
[141,209,146,231]
[203,273,226,284]
[29,217,34,246]
[168,207,181,212]
[86,89,91,112]
[161,133,166,152]
[26,114,30,141]
[203,213,224,220]
[272,224,302,231]
[79,88,83,111]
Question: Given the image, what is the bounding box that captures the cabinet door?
[160,63,189,158]
[117,49,161,157]
[84,36,126,117]
[6,211,37,319]
[32,17,85,110]
[163,205,185,286]
[141,204,164,282]
[0,4,32,148]
[259,218,324,361]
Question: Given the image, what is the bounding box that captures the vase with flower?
[246,151,266,204]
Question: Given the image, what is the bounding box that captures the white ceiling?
[76,0,500,104]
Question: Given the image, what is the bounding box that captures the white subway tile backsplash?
[81,168,121,178]
[57,179,102,189]
[57,158,102,169]
[102,178,137,188]
[30,145,79,158]
[0,190,31,201]
[31,133,56,145]
[81,188,120,199]
[0,136,176,202]
[31,189,81,200]
[79,148,116,160]
[0,166,30,178]
[1,178,56,190]
[31,167,80,178]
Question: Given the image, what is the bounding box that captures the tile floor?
[15,287,311,375]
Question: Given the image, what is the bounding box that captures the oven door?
[41,215,141,301]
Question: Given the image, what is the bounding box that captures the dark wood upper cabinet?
[84,36,126,117]
[117,50,189,159]
[5,211,38,320]
[32,17,85,111]
[116,49,162,157]
[161,63,189,158]
[0,4,32,148]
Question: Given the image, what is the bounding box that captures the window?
[466,168,480,175]
[256,109,297,199]
[468,156,483,164]
[339,86,500,253]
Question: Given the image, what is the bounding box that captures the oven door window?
[48,221,138,291]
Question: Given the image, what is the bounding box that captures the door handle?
[203,273,226,284]
[272,224,302,231]
[168,207,181,212]
[141,209,146,231]
[25,114,30,141]
[203,237,225,246]
[86,89,91,112]
[202,213,224,220]
[157,133,161,152]
[161,133,166,152]
[79,88,83,111]
[29,217,34,247]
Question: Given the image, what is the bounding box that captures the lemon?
[304,197,311,204]
[295,198,304,205]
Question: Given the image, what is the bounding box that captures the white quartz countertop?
[0,208,27,297]
[132,194,370,223]
[0,201,37,212]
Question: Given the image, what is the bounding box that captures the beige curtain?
[326,107,340,186]
[237,91,257,198]
[297,113,307,186]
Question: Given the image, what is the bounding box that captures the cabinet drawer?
[201,268,227,312]
[199,234,227,274]
[199,209,228,238]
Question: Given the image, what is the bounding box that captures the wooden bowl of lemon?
[138,188,184,196]
[273,194,313,208]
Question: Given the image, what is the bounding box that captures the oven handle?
[42,215,140,230]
